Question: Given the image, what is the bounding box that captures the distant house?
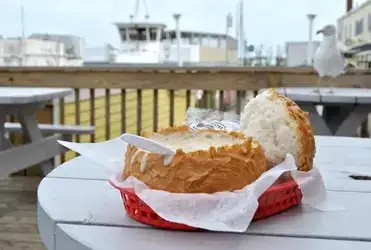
[285,41,321,67]
[337,0,371,68]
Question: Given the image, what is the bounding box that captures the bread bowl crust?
[122,125,267,193]
[266,89,316,171]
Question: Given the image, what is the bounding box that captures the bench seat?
[4,122,95,135]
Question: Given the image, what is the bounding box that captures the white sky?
[0,0,368,48]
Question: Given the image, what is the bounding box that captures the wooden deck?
[0,176,45,250]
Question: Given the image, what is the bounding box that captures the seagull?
[313,24,346,93]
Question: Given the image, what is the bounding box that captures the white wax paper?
[58,135,344,233]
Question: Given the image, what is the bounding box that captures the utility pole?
[238,0,244,66]
[20,5,25,66]
[225,12,233,64]
[173,13,182,67]
[306,13,316,66]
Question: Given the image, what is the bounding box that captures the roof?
[348,42,371,52]
[29,33,82,39]
[165,30,236,41]
[285,41,321,45]
[114,22,235,39]
[114,22,167,29]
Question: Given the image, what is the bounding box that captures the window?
[191,35,200,45]
[368,14,371,31]
[344,25,348,39]
[201,37,209,46]
[219,38,226,49]
[355,18,364,35]
[208,37,218,47]
[338,22,343,41]
[181,38,189,45]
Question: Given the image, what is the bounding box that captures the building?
[0,36,4,66]
[285,41,321,67]
[337,0,371,68]
[0,37,66,66]
[0,33,86,67]
[113,22,238,65]
[164,30,238,64]
[28,33,85,66]
[84,44,117,63]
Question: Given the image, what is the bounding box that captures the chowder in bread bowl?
[122,125,267,194]
[240,89,316,172]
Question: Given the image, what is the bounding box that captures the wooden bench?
[4,122,95,137]
[2,122,95,176]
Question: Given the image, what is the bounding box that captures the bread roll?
[240,89,316,172]
[122,125,267,193]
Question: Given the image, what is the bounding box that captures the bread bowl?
[122,125,267,193]
[240,89,316,172]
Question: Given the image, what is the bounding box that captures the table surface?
[261,87,371,104]
[0,87,73,104]
[38,135,371,250]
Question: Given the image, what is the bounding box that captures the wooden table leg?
[335,105,371,137]
[17,107,55,176]
[0,108,7,150]
[0,108,13,151]
[0,134,64,177]
[322,105,354,135]
[298,104,332,136]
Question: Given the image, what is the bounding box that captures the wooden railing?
[2,66,371,89]
[1,66,371,162]
[61,89,196,141]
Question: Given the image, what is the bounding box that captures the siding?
[199,47,238,63]
[63,90,195,160]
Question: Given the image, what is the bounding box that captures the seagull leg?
[313,77,321,93]
[329,77,335,93]
[325,77,335,93]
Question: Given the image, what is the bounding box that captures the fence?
[1,66,370,163]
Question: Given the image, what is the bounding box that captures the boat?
[111,0,239,66]
[101,0,243,110]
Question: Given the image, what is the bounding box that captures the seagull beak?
[316,29,324,34]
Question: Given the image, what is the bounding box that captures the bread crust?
[122,125,267,193]
[266,89,316,171]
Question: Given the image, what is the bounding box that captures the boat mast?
[238,0,244,66]
[131,0,151,41]
[20,5,25,66]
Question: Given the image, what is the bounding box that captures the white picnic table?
[37,135,371,250]
[263,87,371,137]
[0,87,73,176]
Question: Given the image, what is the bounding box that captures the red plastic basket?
[110,179,303,231]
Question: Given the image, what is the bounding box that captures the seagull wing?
[313,45,327,77]
[313,37,346,78]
